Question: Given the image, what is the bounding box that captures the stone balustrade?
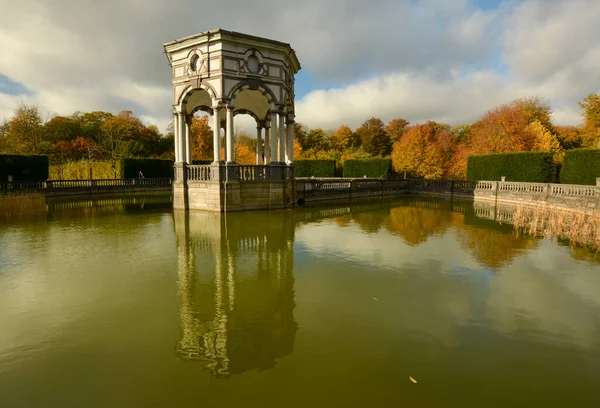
[1,178,173,197]
[236,165,270,181]
[297,178,600,210]
[186,165,213,181]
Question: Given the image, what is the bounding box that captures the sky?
[0,0,599,134]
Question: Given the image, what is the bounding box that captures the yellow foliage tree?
[527,120,564,162]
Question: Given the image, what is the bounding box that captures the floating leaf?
[409,376,417,384]
[373,297,379,301]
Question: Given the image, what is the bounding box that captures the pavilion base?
[173,163,295,212]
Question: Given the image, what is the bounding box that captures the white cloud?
[0,0,598,133]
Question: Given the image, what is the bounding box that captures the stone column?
[286,118,294,164]
[256,126,263,165]
[226,106,235,163]
[270,110,278,164]
[279,113,285,164]
[212,105,221,164]
[264,123,271,164]
[173,112,180,163]
[185,115,192,164]
[178,112,186,163]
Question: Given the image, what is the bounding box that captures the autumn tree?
[467,97,558,154]
[356,117,392,156]
[385,118,410,143]
[330,125,360,151]
[579,93,600,147]
[0,119,9,152]
[555,125,583,150]
[391,121,459,179]
[6,104,48,154]
[190,115,213,160]
[514,96,554,133]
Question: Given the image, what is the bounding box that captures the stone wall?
[175,179,294,212]
[297,178,600,211]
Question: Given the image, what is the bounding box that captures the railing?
[187,165,212,181]
[236,165,270,181]
[297,178,600,209]
[1,178,172,192]
[475,181,495,190]
[550,184,600,198]
[498,181,545,194]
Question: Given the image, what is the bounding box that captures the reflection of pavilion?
[173,210,297,378]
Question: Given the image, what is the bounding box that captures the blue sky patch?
[0,73,32,96]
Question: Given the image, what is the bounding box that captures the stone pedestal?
[174,163,295,212]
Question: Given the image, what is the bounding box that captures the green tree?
[356,117,392,156]
[44,115,81,144]
[304,128,328,151]
[294,123,309,150]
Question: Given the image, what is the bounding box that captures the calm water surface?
[1,195,600,407]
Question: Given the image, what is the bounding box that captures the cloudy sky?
[1,0,599,133]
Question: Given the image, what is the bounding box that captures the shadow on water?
[173,210,297,379]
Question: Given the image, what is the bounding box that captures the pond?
[1,194,599,407]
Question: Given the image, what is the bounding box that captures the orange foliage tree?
[190,116,213,160]
[330,125,360,152]
[391,121,459,179]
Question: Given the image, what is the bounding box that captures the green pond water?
[1,194,600,407]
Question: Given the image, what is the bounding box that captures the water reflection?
[298,198,598,268]
[0,192,172,224]
[173,210,297,379]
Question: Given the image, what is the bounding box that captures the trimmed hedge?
[467,151,556,182]
[0,154,49,181]
[343,159,392,179]
[294,160,336,177]
[120,158,174,178]
[560,148,600,185]
[50,161,119,180]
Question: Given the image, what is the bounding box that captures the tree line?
[293,93,600,179]
[1,92,598,179]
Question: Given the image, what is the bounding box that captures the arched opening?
[179,87,223,163]
[230,87,274,165]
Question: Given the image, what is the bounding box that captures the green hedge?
[192,159,213,165]
[467,151,556,182]
[0,154,49,181]
[294,160,336,177]
[120,158,174,178]
[560,148,600,185]
[343,159,391,179]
